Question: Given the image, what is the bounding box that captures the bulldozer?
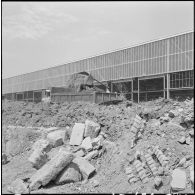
[42,71,111,103]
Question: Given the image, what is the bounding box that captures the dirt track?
[2,98,194,194]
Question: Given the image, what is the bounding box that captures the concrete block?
[28,149,49,169]
[81,137,92,151]
[32,139,52,153]
[84,120,101,138]
[47,130,65,147]
[70,123,85,146]
[84,150,99,161]
[29,150,74,191]
[73,157,96,179]
[171,168,186,191]
[74,149,85,157]
[54,162,82,185]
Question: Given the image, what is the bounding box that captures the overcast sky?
[2,1,194,79]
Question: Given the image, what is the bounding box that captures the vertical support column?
[167,74,170,99]
[33,91,34,103]
[163,75,165,98]
[167,39,170,99]
[111,82,113,92]
[138,78,140,103]
[131,79,133,102]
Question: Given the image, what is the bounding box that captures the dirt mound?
[2,98,194,193]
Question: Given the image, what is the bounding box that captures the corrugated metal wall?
[2,32,194,94]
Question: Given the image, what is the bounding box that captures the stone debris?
[91,179,99,187]
[154,176,162,187]
[144,154,158,176]
[134,160,148,184]
[84,120,101,138]
[70,123,85,146]
[125,166,137,184]
[32,139,52,153]
[81,137,93,151]
[190,166,194,185]
[47,130,65,148]
[185,136,191,145]
[178,136,186,144]
[74,149,85,157]
[157,167,164,176]
[29,150,74,191]
[153,146,169,167]
[177,157,186,167]
[28,149,49,169]
[7,178,29,194]
[73,157,96,179]
[169,110,177,118]
[84,150,99,161]
[171,168,186,191]
[54,162,82,185]
[2,153,8,165]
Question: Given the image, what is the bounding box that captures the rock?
[91,135,103,150]
[177,157,186,167]
[134,150,141,159]
[74,149,85,157]
[190,166,194,185]
[73,157,96,179]
[47,130,65,147]
[2,153,8,165]
[185,136,190,145]
[32,139,52,153]
[171,168,186,191]
[84,150,99,161]
[29,149,74,191]
[54,162,82,185]
[7,178,29,194]
[84,120,101,139]
[169,110,176,118]
[81,137,93,151]
[178,136,186,144]
[158,167,164,176]
[28,149,49,169]
[91,179,99,187]
[70,123,85,146]
[189,129,194,137]
[154,177,162,187]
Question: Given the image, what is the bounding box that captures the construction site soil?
[2,98,194,194]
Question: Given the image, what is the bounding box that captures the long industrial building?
[2,31,194,102]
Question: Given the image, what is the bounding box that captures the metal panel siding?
[3,32,194,94]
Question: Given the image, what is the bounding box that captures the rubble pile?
[2,97,194,194]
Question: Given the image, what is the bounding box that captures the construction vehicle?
[42,71,119,104]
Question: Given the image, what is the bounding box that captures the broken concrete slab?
[171,168,186,191]
[70,123,85,146]
[84,120,101,139]
[81,137,93,151]
[28,149,49,169]
[54,162,82,185]
[7,178,29,194]
[47,130,65,148]
[29,150,74,191]
[32,139,52,153]
[84,150,99,161]
[73,157,96,179]
[74,149,85,157]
